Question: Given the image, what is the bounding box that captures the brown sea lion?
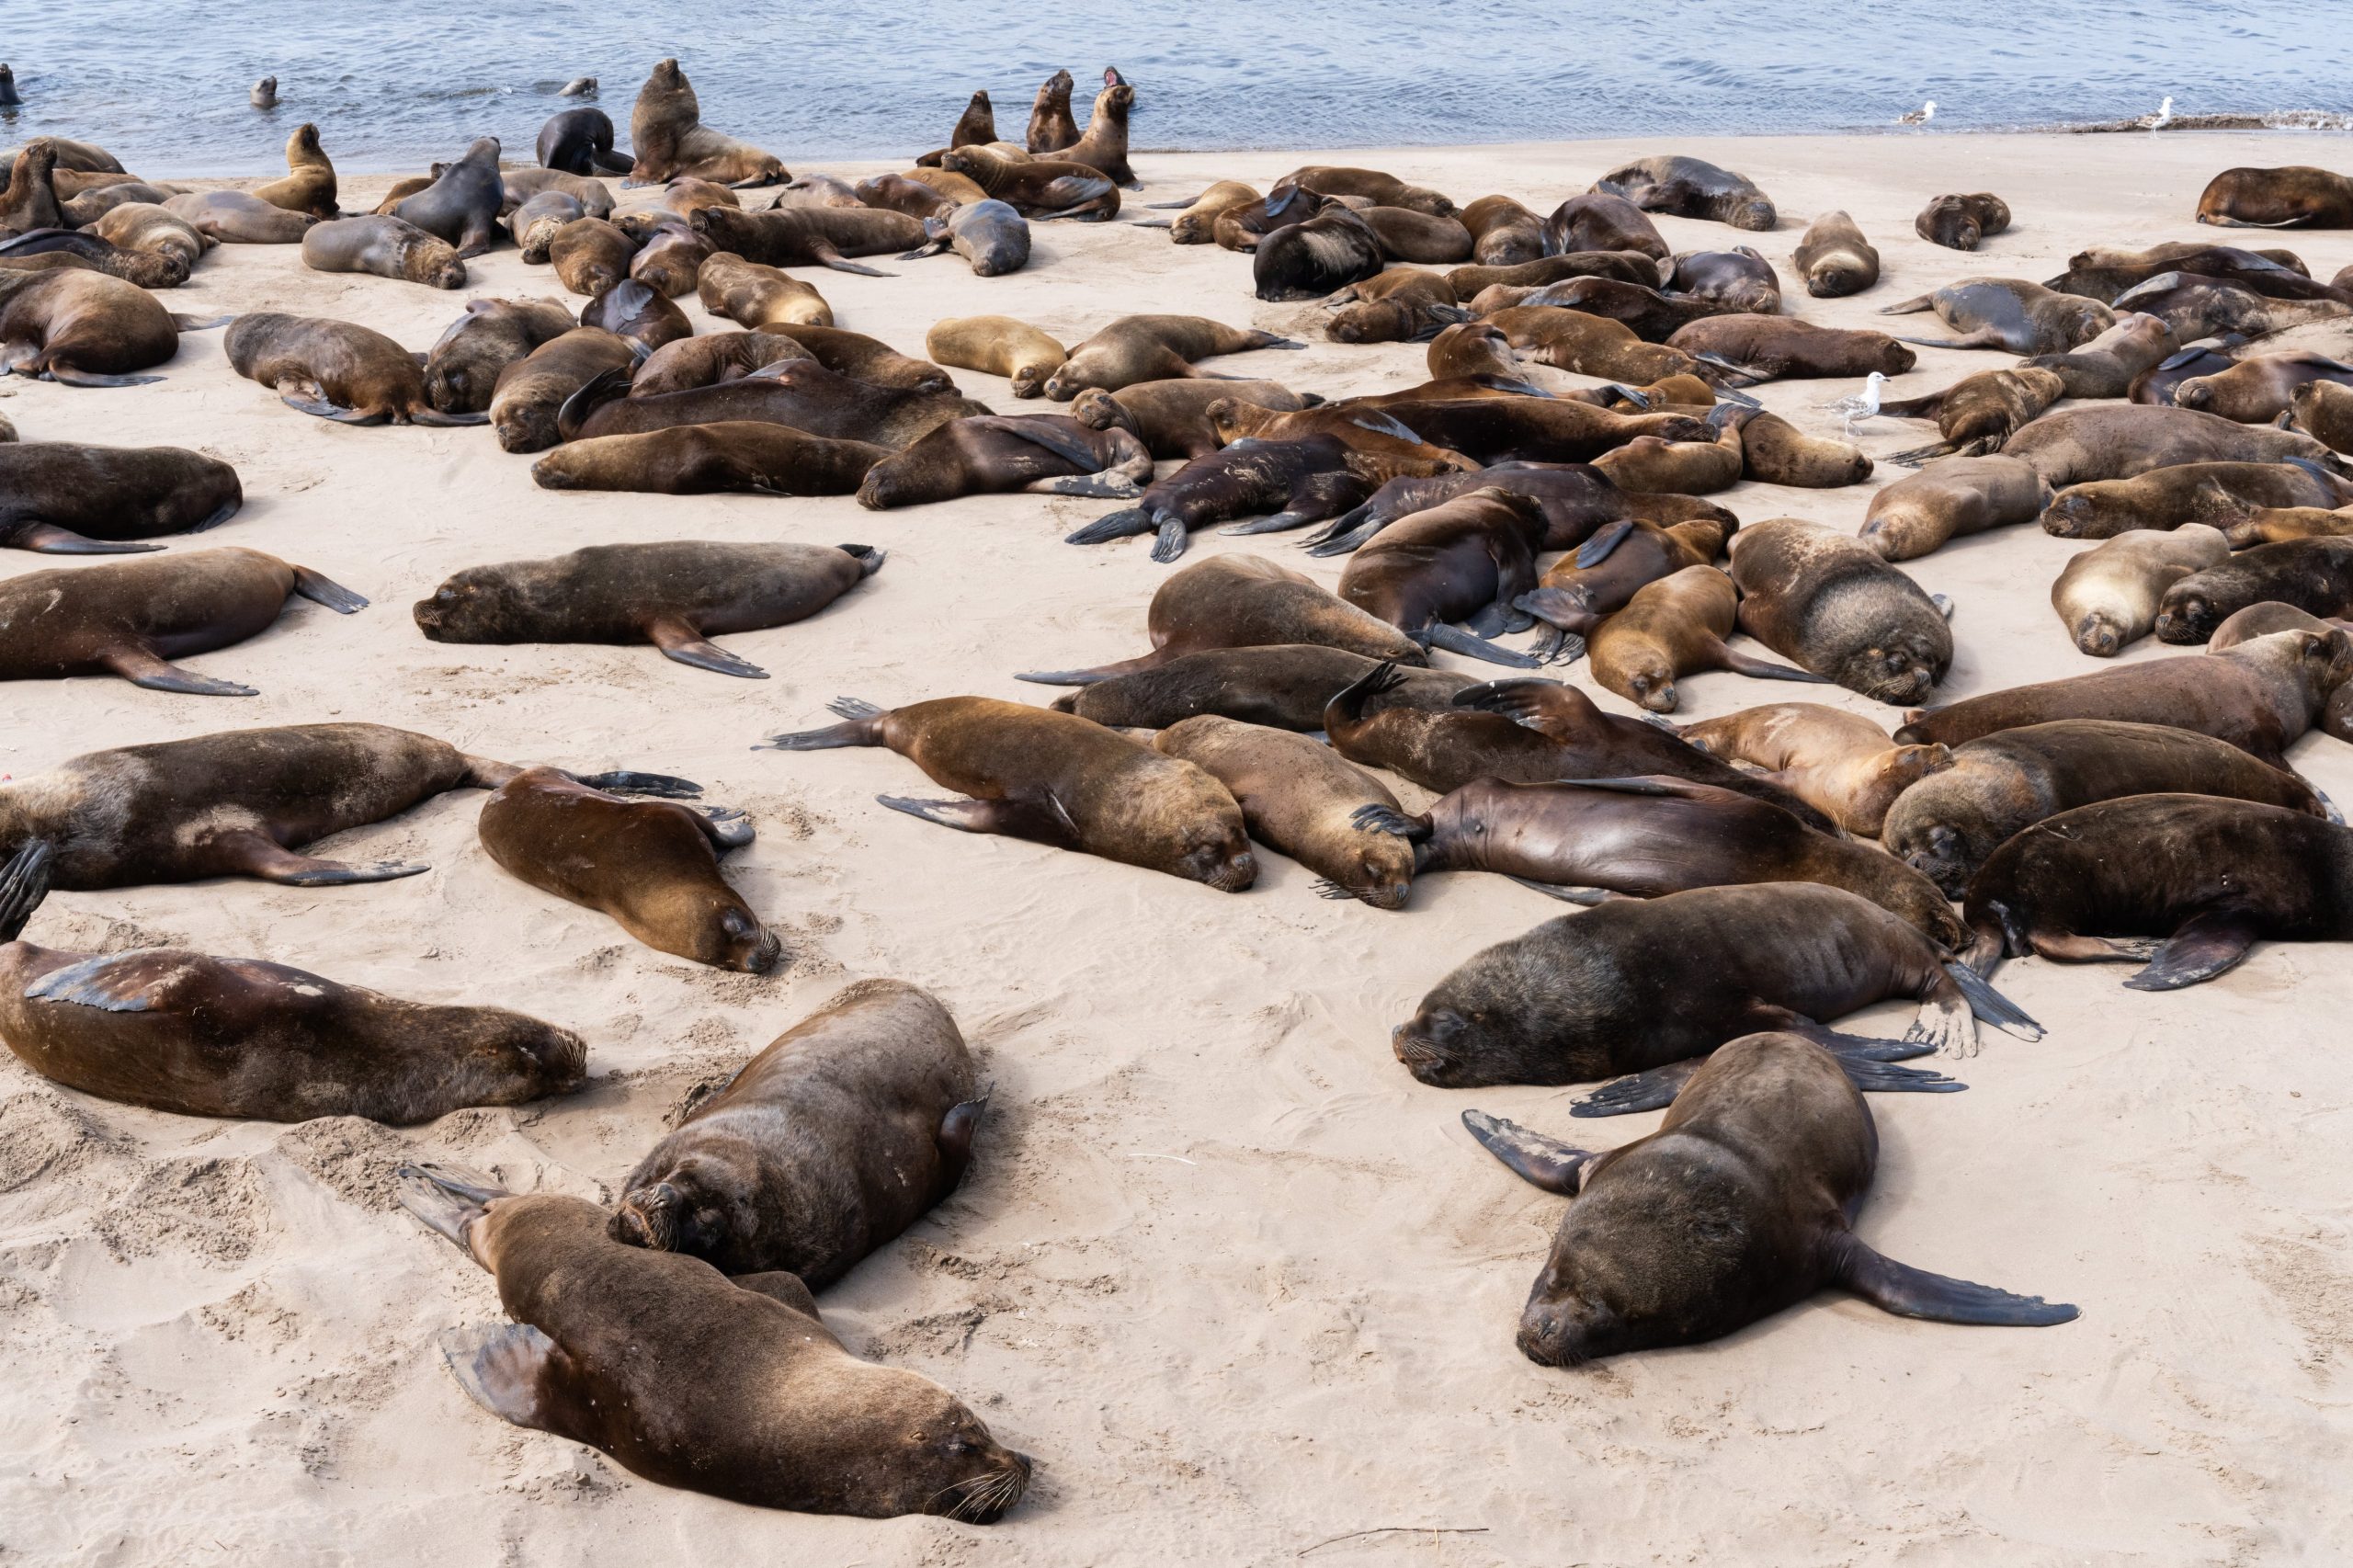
[580,278,689,351]
[300,214,465,289]
[388,136,505,258]
[1054,68,1137,188]
[1915,192,2010,251]
[1279,395,1711,467]
[1794,210,1880,298]
[902,166,990,206]
[1153,716,1415,906]
[767,173,859,210]
[2294,381,2353,453]
[1424,320,1529,382]
[2052,525,2232,655]
[2009,404,2339,490]
[479,769,776,971]
[2039,456,2353,538]
[691,203,923,277]
[2045,242,2319,303]
[1541,191,1669,261]
[530,422,884,497]
[0,267,198,386]
[1510,275,1730,340]
[1358,205,1474,264]
[395,1165,1030,1520]
[626,219,713,297]
[1336,487,1552,667]
[899,197,1030,277]
[2224,506,2353,546]
[696,249,831,328]
[1305,460,1664,558]
[86,202,209,278]
[925,314,1064,397]
[1461,194,1545,266]
[2196,166,2353,229]
[1048,644,1472,731]
[1880,368,2067,464]
[938,145,1118,221]
[164,188,316,243]
[2114,270,2351,341]
[2018,312,2178,399]
[627,58,787,187]
[490,326,640,453]
[761,696,1256,891]
[1666,315,1915,380]
[504,168,616,218]
[1594,156,1775,230]
[0,140,63,234]
[224,311,482,425]
[1484,305,1708,384]
[1861,454,2052,562]
[535,107,631,177]
[253,122,337,217]
[547,216,639,296]
[1586,565,1827,711]
[854,172,956,221]
[1324,267,1471,344]
[1665,245,1780,312]
[1133,179,1257,243]
[1677,702,1949,836]
[1515,513,1733,642]
[2207,601,2353,649]
[2178,352,2353,424]
[1590,406,1747,495]
[856,413,1152,507]
[1737,409,1871,487]
[1463,1034,2073,1369]
[949,89,996,150]
[740,321,949,393]
[1043,314,1301,400]
[422,297,577,414]
[1069,379,1311,460]
[1027,69,1079,153]
[1273,165,1456,218]
[1729,518,1952,704]
[559,357,984,449]
[0,844,584,1121]
[2154,538,2353,643]
[0,439,241,553]
[1880,278,2115,354]
[0,225,190,290]
[1253,205,1386,300]
[1446,251,1662,296]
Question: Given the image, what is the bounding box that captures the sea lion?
[1047,644,1472,732]
[1794,210,1880,297]
[695,250,832,328]
[691,203,924,277]
[1322,267,1470,344]
[559,357,984,449]
[0,267,196,386]
[58,181,183,226]
[2208,602,2353,650]
[760,697,1256,891]
[1276,395,1711,467]
[547,216,639,296]
[1027,69,1078,153]
[854,172,956,221]
[2019,312,2178,399]
[1069,379,1311,460]
[478,768,776,971]
[2008,404,2339,490]
[1963,795,2353,990]
[0,439,241,553]
[389,136,504,258]
[1484,305,1708,385]
[769,173,859,210]
[2039,456,2353,538]
[1132,179,1256,243]
[611,978,979,1282]
[0,843,585,1121]
[1335,487,1552,667]
[1514,513,1733,642]
[247,121,336,218]
[2154,538,2353,644]
[2052,525,2233,654]
[249,75,276,108]
[490,326,639,452]
[1392,881,2036,1098]
[2177,352,2353,424]
[579,278,689,351]
[536,107,631,176]
[856,413,1151,508]
[1042,314,1301,400]
[1915,192,2010,251]
[1586,565,1826,711]
[627,58,787,187]
[2113,271,2351,342]
[416,540,882,677]
[0,224,188,289]
[503,165,615,217]
[1460,194,1545,266]
[1273,165,1456,218]
[530,422,884,496]
[2046,242,2320,303]
[1425,320,1528,382]
[85,202,209,278]
[1589,406,1747,495]
[0,65,17,110]
[1666,315,1915,380]
[946,88,996,151]
[2294,381,2353,453]
[2224,506,2353,547]
[1308,460,1662,558]
[1508,275,1732,341]
[0,139,63,234]
[395,1165,1030,1519]
[301,214,465,289]
[1860,454,2051,562]
[1879,367,2068,464]
[926,314,1065,398]
[1677,702,1949,836]
[1463,1033,2074,1368]
[0,546,365,694]
[627,218,713,297]
[899,198,1030,277]
[1728,518,1953,704]
[1736,409,1871,487]
[1880,278,2115,355]
[1594,156,1775,231]
[938,145,1118,221]
[1665,246,1781,312]
[1153,716,1415,906]
[422,297,577,414]
[2196,166,2353,229]
[1894,629,2353,764]
[1541,191,1669,261]
[1357,205,1474,264]
[1066,433,1461,562]
[902,166,990,206]
[225,312,482,425]
[1252,205,1385,301]
[163,188,315,243]
[1447,251,1663,296]
[1053,68,1137,188]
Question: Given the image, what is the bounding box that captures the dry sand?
[4,131,2352,1565]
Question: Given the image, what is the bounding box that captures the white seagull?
[2149,96,2174,130]
[1819,371,1889,437]
[1898,100,1936,125]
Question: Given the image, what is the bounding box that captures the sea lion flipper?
[397,1162,507,1247]
[412,407,492,427]
[105,646,259,698]
[938,1087,992,1176]
[759,699,886,748]
[1570,1059,1704,1118]
[1347,803,1431,842]
[1415,624,1543,669]
[1503,878,1620,905]
[877,792,1082,848]
[45,367,167,389]
[229,835,430,885]
[0,841,52,943]
[1574,519,1636,568]
[1829,1235,2079,1327]
[1942,961,2046,1039]
[2123,909,2267,992]
[9,523,166,554]
[1150,515,1189,563]
[1452,678,1584,737]
[1461,1109,1592,1194]
[650,621,770,679]
[574,770,703,799]
[279,390,386,425]
[438,1323,564,1434]
[1835,1060,1969,1095]
[1065,508,1154,546]
[1711,642,1833,683]
[290,566,369,614]
[169,314,234,332]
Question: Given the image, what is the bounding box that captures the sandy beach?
[4,129,2352,1565]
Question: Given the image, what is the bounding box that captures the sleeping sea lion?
[531,422,883,497]
[1514,513,1733,644]
[301,214,466,290]
[2196,166,2353,230]
[0,267,199,385]
[2177,352,2353,424]
[163,188,317,243]
[938,145,1118,222]
[1048,644,1471,732]
[1878,367,2066,464]
[2018,312,2177,399]
[1043,314,1302,399]
[547,216,639,295]
[2039,456,2353,538]
[1069,379,1311,460]
[1860,454,2051,561]
[2052,524,2232,655]
[1879,278,2114,355]
[1134,179,1257,243]
[1794,210,1879,297]
[1461,194,1546,266]
[926,314,1065,397]
[1666,315,1915,379]
[422,297,577,414]
[2294,381,2353,454]
[2154,538,2353,644]
[1915,193,2010,251]
[691,203,924,277]
[1728,519,1953,704]
[1593,156,1774,230]
[2006,403,2338,490]
[856,414,1151,508]
[1585,565,1826,711]
[557,358,984,449]
[489,326,639,453]
[1154,716,1415,906]
[224,312,484,425]
[0,440,242,552]
[1676,702,1949,836]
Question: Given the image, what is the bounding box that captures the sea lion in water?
[1392,881,2037,1100]
[1915,192,2010,251]
[1860,454,2051,562]
[1665,315,1915,380]
[415,540,883,677]
[1880,278,2115,355]
[627,58,787,187]
[0,440,242,553]
[2154,538,2353,644]
[1049,644,1471,732]
[0,267,203,386]
[478,768,777,971]
[1461,194,1545,266]
[0,547,365,695]
[926,314,1065,398]
[1879,367,2067,464]
[938,145,1119,222]
[0,843,585,1121]
[1153,716,1415,906]
[536,107,631,176]
[856,414,1150,508]
[1676,702,1949,836]
[1464,1033,2075,1368]
[1729,519,1953,704]
[2294,381,2353,454]
[696,250,832,328]
[1042,314,1302,399]
[1069,379,1312,460]
[2018,312,2178,399]
[1593,156,1775,231]
[2196,166,2353,229]
[162,189,316,243]
[1027,69,1078,153]
[2006,404,2338,491]
[224,312,484,425]
[252,122,336,217]
[390,136,504,258]
[2052,524,2231,655]
[1963,795,2353,990]
[395,1165,1031,1519]
[489,326,639,453]
[2040,457,2353,540]
[422,297,577,414]
[1885,720,2327,899]
[0,722,697,890]
[2177,352,2353,424]
[1794,210,1880,297]
[691,203,924,278]
[532,422,883,497]
[1586,565,1827,711]
[611,979,980,1281]
[301,214,466,289]
[761,696,1256,891]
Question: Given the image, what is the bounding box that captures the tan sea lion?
[1677,702,1950,836]
[1794,210,1880,297]
[163,188,316,242]
[1879,367,2067,463]
[2018,312,2178,399]
[547,215,639,295]
[531,422,883,497]
[1729,518,1953,704]
[85,202,210,277]
[1324,266,1471,344]
[938,145,1119,221]
[925,314,1065,397]
[300,214,466,289]
[253,121,337,217]
[1880,278,2114,355]
[1587,565,1827,711]
[2053,525,2232,655]
[224,311,483,425]
[1153,716,1415,907]
[1054,67,1137,188]
[0,140,63,233]
[1069,379,1311,460]
[631,330,811,396]
[1042,313,1302,399]
[2177,352,2353,424]
[1665,314,1915,380]
[626,219,713,297]
[2009,403,2338,490]
[2293,380,2353,453]
[1591,405,1746,494]
[1860,454,2051,561]
[491,326,640,452]
[1273,165,1456,218]
[558,356,983,449]
[627,58,787,187]
[1132,179,1256,242]
[2225,505,2353,546]
[2196,166,2353,229]
[2039,456,2353,538]
[0,225,190,290]
[2207,601,2353,650]
[696,249,833,328]
[1027,69,1078,153]
[1486,304,1707,384]
[1736,409,1871,487]
[745,321,949,392]
[0,439,242,553]
[1459,194,1545,266]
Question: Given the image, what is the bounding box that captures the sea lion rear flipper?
[1882,440,1957,468]
[1462,600,1508,639]
[1529,624,1586,665]
[1461,1109,1592,1194]
[170,313,233,331]
[1570,1059,1704,1118]
[1452,677,1582,738]
[1065,507,1155,546]
[103,645,259,697]
[1574,519,1636,567]
[938,1085,993,1182]
[812,243,892,278]
[1877,293,1937,316]
[279,390,387,425]
[691,805,756,850]
[1414,623,1543,669]
[438,1324,563,1433]
[1348,803,1432,842]
[1711,642,1833,683]
[1503,878,1620,905]
[877,792,1083,847]
[221,832,428,885]
[8,523,165,554]
[290,567,369,614]
[1130,218,1174,230]
[649,619,769,679]
[413,407,492,426]
[2124,909,2267,992]
[555,366,632,442]
[0,842,54,943]
[572,770,703,798]
[396,1162,510,1251]
[1828,1235,2079,1327]
[1944,961,2045,1038]
[45,367,166,388]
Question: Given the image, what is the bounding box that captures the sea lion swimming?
[1860,454,2052,562]
[761,696,1256,891]
[415,540,883,677]
[856,413,1151,508]
[1048,643,1472,732]
[536,106,631,176]
[627,58,787,187]
[1794,210,1880,297]
[301,214,466,290]
[0,843,585,1122]
[1729,519,1953,705]
[926,314,1065,397]
[2052,523,2232,655]
[2154,537,2353,644]
[1915,192,2011,251]
[1676,701,1950,837]
[1044,314,1302,399]
[421,297,577,414]
[2196,165,2353,229]
[0,439,241,553]
[1585,564,1827,710]
[532,422,883,497]
[1879,278,2115,355]
[1594,156,1775,231]
[1462,1032,2074,1367]
[611,979,981,1280]
[2039,458,2353,539]
[225,312,484,425]
[396,1165,1031,1519]
[1154,716,1415,906]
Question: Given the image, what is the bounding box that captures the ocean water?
[4,0,2350,176]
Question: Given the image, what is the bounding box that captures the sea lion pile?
[6,56,2353,1526]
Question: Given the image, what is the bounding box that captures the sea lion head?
[1840,633,1946,707]
[290,121,323,157]
[1067,386,1131,434]
[1610,642,1681,713]
[649,57,686,92]
[413,563,529,642]
[609,1154,757,1268]
[2173,374,2219,411]
[403,230,468,291]
[1727,195,1776,233]
[1391,935,1566,1088]
[835,1366,1034,1523]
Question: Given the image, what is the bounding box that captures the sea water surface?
[5,0,2351,176]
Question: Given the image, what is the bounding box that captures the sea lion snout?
[2073,613,2127,658]
[1517,1290,1611,1368]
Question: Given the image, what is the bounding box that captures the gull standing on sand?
[2149,96,2173,130]
[1820,371,1888,437]
[1899,100,1935,125]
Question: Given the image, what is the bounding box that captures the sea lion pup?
[547,216,640,295]
[1271,165,1456,218]
[2041,460,2353,540]
[422,297,577,414]
[631,330,810,396]
[926,314,1065,398]
[1792,210,1880,298]
[1483,305,1710,385]
[1468,1033,2074,1369]
[2196,165,2353,229]
[938,145,1119,222]
[399,1165,1031,1522]
[1860,455,2051,562]
[1914,191,2010,252]
[162,188,316,243]
[1586,565,1828,711]
[1515,513,1733,642]
[479,769,776,971]
[0,267,202,386]
[1542,191,1670,262]
[0,546,365,695]
[531,422,884,497]
[1050,644,1472,731]
[560,358,985,449]
[2155,538,2353,644]
[695,250,831,328]
[761,697,1256,891]
[1254,205,1385,301]
[1590,405,1747,495]
[0,845,585,1121]
[224,312,483,426]
[1322,267,1470,344]
[2052,525,2231,654]
[1593,155,1776,231]
[626,58,786,187]
[1665,314,1915,380]
[2294,381,2353,454]
[0,440,242,553]
[1334,487,1554,667]
[612,979,980,1282]
[1053,68,1138,188]
[1027,68,1079,153]
[1729,519,1952,705]
[1879,278,2116,355]
[1676,702,1949,836]
[1879,368,2067,466]
[2009,404,2340,491]
[300,213,466,290]
[1894,629,2353,764]
[1132,179,1257,242]
[1069,379,1312,460]
[1394,881,2036,1099]
[856,413,1152,508]
[0,723,697,889]
[2178,352,2353,424]
[690,203,923,278]
[491,326,639,453]
[897,198,1030,277]
[416,540,882,676]
[1153,717,1415,906]
[1458,194,1544,266]
[536,107,631,176]
[1734,410,1871,487]
[1042,313,1302,400]
[389,135,504,258]
[1067,434,1449,562]
[580,278,689,351]
[2018,311,2177,399]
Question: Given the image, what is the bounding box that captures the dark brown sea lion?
[580,278,689,351]
[691,202,923,277]
[536,106,631,176]
[1447,251,1662,296]
[1594,156,1775,231]
[2008,404,2340,490]
[2177,352,2353,424]
[531,422,882,497]
[0,224,191,289]
[85,202,208,277]
[2295,380,2353,454]
[1542,191,1669,261]
[855,172,957,221]
[1915,192,2010,250]
[0,440,241,553]
[695,249,832,328]
[415,540,882,677]
[1586,565,1826,710]
[1309,460,1663,559]
[0,140,65,234]
[856,413,1151,507]
[1512,275,1732,341]
[163,189,316,243]
[626,218,713,297]
[0,267,197,386]
[1027,69,1079,153]
[0,843,584,1120]
[1273,165,1456,218]
[1880,278,2115,354]
[1132,179,1256,243]
[2039,456,2353,538]
[1861,454,2052,562]
[1068,432,1461,561]
[422,297,577,414]
[761,696,1255,890]
[2206,601,2353,649]
[1677,702,1949,836]
[1515,513,1733,643]
[2155,538,2353,643]
[2196,166,2353,229]
[547,215,639,296]
[1324,266,1471,343]
[1729,518,1952,704]
[2019,311,2178,399]
[2114,270,2351,341]
[627,58,787,187]
[388,135,504,258]
[478,768,775,971]
[395,1165,1030,1519]
[1485,304,1709,384]
[1880,367,2067,464]
[1963,795,2353,990]
[1358,205,1474,264]
[1894,629,2353,764]
[0,546,364,695]
[1069,379,1311,460]
[1666,314,1915,379]
[925,314,1064,397]
[1335,487,1552,667]
[2053,524,2232,656]
[1461,194,1545,266]
[300,214,466,289]
[1054,68,1137,187]
[1253,205,1385,301]
[490,326,639,453]
[1313,396,1711,467]
[224,311,483,425]
[559,357,985,449]
[938,145,1118,221]
[947,88,996,150]
[1665,245,1781,312]
[1794,210,1880,297]
[1043,313,1301,399]
[612,978,978,1282]
[1154,716,1415,906]
[2045,242,2319,303]
[1463,1034,2073,1369]
[1048,644,1472,731]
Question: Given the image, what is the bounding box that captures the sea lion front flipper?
[1571,1058,1703,1118]
[649,619,769,679]
[0,841,52,943]
[396,1162,509,1250]
[208,829,427,885]
[439,1324,563,1433]
[290,566,369,613]
[2123,908,2267,992]
[1347,803,1432,842]
[691,805,756,850]
[412,407,492,426]
[571,769,702,798]
[102,645,259,697]
[7,523,165,554]
[937,1085,992,1185]
[1415,623,1544,668]
[1711,642,1833,683]
[877,792,1083,848]
[279,390,387,425]
[1574,519,1636,568]
[1150,515,1189,563]
[1828,1234,2079,1327]
[1943,961,2045,1039]
[1461,1109,1592,1195]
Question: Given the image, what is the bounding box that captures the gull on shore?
[1819,371,1888,436]
[1898,100,1936,125]
[2148,96,2174,130]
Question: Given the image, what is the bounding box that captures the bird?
[2149,96,2174,130]
[1819,371,1889,437]
[1898,100,1936,126]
